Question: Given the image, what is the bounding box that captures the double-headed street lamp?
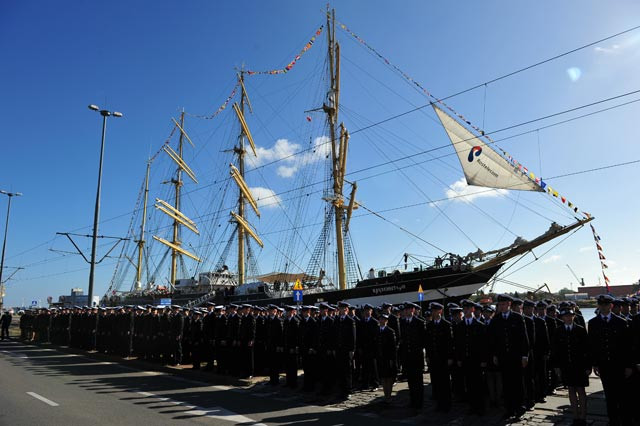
[87,104,123,307]
[0,190,22,310]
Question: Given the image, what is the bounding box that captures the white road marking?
[137,391,266,425]
[27,392,59,407]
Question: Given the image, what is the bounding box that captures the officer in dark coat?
[190,310,204,369]
[226,304,241,375]
[454,299,487,415]
[266,305,284,385]
[532,300,550,403]
[588,294,633,426]
[359,303,379,390]
[238,304,256,378]
[487,294,529,420]
[283,306,300,388]
[299,306,319,391]
[169,305,184,365]
[400,301,426,410]
[335,301,356,400]
[317,303,336,394]
[552,307,590,426]
[214,306,229,374]
[376,313,397,402]
[426,302,453,412]
[202,303,216,371]
[511,298,536,410]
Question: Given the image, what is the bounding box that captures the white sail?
[433,105,543,192]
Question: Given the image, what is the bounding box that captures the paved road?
[0,339,402,426]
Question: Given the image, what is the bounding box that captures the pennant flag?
[247,25,324,75]
[306,116,312,122]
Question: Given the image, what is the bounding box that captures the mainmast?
[324,8,350,290]
[134,160,151,290]
[231,72,262,286]
[171,112,185,286]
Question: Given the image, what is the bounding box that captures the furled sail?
[433,105,543,192]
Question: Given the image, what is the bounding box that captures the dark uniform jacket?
[487,311,529,363]
[426,318,453,363]
[401,316,426,367]
[239,314,256,345]
[335,315,356,353]
[453,317,487,363]
[532,315,550,359]
[551,324,589,370]
[587,313,632,368]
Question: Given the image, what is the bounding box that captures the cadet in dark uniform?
[532,300,550,403]
[359,304,379,391]
[300,306,319,391]
[400,301,426,410]
[425,302,453,412]
[318,303,336,394]
[455,299,487,415]
[238,304,256,378]
[266,305,284,385]
[376,313,397,403]
[511,298,535,410]
[190,309,204,369]
[488,294,529,420]
[588,294,633,426]
[552,307,589,426]
[169,305,184,365]
[283,306,300,388]
[335,301,356,400]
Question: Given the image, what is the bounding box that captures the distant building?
[52,288,100,308]
[577,284,638,298]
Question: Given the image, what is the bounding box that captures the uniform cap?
[511,298,523,306]
[496,294,514,302]
[482,305,495,313]
[597,294,614,304]
[429,302,444,310]
[363,303,374,310]
[404,302,420,309]
[523,299,536,308]
[446,302,459,309]
[460,299,475,308]
[379,313,389,319]
[559,308,575,317]
[536,301,548,308]
[337,301,351,308]
[381,302,393,309]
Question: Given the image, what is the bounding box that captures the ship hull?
[113,264,503,308]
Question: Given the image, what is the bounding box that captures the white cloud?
[444,178,508,203]
[249,186,281,209]
[578,246,592,253]
[250,136,330,178]
[542,254,562,264]
[594,34,640,55]
[566,67,582,82]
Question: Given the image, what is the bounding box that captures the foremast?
[153,112,201,289]
[134,160,151,291]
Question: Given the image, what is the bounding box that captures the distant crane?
[566,264,585,291]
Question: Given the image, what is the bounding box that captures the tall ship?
[104,9,594,308]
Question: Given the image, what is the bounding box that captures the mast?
[237,73,247,286]
[324,8,347,290]
[171,111,185,287]
[135,160,151,290]
[230,71,261,287]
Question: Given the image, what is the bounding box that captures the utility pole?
[0,190,22,310]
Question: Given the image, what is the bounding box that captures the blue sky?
[1,0,639,307]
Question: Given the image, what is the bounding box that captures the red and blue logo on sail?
[468,146,482,162]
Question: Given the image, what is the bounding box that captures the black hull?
[115,264,502,308]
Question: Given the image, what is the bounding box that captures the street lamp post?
[87,104,122,307]
[0,190,22,311]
